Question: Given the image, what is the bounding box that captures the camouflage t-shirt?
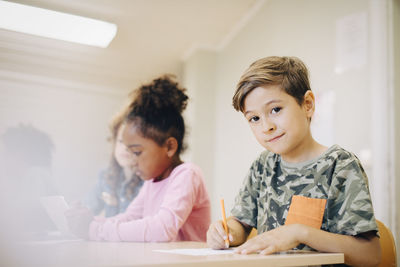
[231,144,378,248]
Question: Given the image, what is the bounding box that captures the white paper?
[40,195,70,234]
[154,248,234,256]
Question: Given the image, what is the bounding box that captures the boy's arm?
[301,226,381,267]
[235,224,381,267]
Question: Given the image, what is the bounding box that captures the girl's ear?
[303,90,315,119]
[164,137,178,158]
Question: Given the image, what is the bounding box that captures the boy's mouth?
[267,133,284,142]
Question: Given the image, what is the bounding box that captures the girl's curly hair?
[127,75,189,154]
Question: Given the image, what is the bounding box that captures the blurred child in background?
[84,105,143,217]
[0,125,56,236]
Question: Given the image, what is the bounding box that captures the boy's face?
[243,85,314,162]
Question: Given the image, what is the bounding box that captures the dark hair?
[233,56,311,112]
[126,75,188,155]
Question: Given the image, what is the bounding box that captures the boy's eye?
[271,107,282,114]
[248,116,260,123]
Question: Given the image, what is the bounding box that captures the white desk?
[5,241,344,266]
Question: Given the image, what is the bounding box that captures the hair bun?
[132,75,188,115]
[126,74,189,154]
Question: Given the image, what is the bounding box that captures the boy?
[206,56,381,267]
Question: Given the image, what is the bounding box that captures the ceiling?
[0,0,259,94]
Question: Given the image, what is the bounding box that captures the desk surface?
[6,240,344,267]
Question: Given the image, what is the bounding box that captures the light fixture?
[0,0,117,48]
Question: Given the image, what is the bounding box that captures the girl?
[67,75,211,242]
[84,107,144,217]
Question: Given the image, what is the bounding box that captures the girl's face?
[114,124,135,168]
[243,85,315,163]
[122,122,174,181]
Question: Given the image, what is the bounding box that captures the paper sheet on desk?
[154,248,234,256]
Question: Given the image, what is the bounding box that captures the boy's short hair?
[233,56,312,112]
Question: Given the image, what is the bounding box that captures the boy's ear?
[164,137,178,158]
[303,90,315,118]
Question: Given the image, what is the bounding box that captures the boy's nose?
[262,118,276,133]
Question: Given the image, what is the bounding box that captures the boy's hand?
[64,202,94,239]
[206,220,233,249]
[234,224,303,255]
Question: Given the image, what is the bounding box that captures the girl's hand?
[206,220,233,249]
[64,202,94,239]
[234,224,304,255]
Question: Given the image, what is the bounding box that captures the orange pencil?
[220,198,230,248]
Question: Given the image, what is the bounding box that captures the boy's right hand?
[206,220,233,249]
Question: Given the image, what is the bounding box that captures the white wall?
[182,50,217,191]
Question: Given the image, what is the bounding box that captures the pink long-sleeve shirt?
[89,162,211,242]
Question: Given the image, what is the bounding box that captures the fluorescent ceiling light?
[0,0,117,48]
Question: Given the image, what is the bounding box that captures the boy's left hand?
[234,224,303,255]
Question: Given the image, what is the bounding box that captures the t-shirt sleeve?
[230,157,262,228]
[326,155,378,236]
[88,168,201,242]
